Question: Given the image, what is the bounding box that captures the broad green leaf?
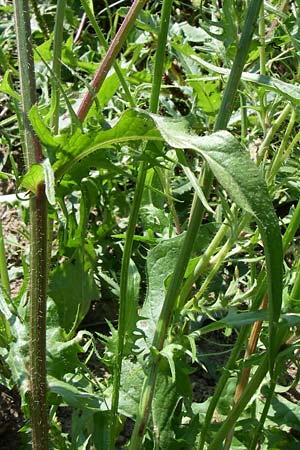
[49,244,98,333]
[51,110,162,179]
[0,293,29,400]
[48,376,101,410]
[138,225,216,351]
[152,366,178,449]
[118,359,144,419]
[21,164,44,193]
[146,112,283,367]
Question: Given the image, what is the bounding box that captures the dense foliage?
[0,0,300,449]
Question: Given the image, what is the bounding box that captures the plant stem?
[130,0,263,446]
[196,326,250,450]
[110,1,174,448]
[14,1,49,448]
[80,0,135,107]
[207,355,269,450]
[282,198,300,254]
[0,219,10,296]
[249,377,277,450]
[77,0,146,121]
[50,0,67,133]
[223,294,268,450]
[267,107,295,184]
[256,103,291,164]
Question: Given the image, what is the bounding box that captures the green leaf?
[48,376,102,410]
[147,112,282,369]
[51,109,162,178]
[177,43,300,104]
[0,70,21,101]
[138,225,215,351]
[40,108,282,370]
[42,158,56,205]
[152,365,178,449]
[21,164,44,193]
[49,244,98,333]
[29,105,58,148]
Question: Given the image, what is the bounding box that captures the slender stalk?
[223,295,268,450]
[207,355,269,450]
[258,2,268,132]
[249,377,277,450]
[0,219,10,296]
[256,103,291,164]
[80,0,135,107]
[0,218,11,343]
[77,0,146,121]
[110,1,174,448]
[282,198,300,254]
[109,159,148,449]
[50,0,67,133]
[129,3,263,448]
[267,108,295,184]
[14,1,49,449]
[196,327,250,450]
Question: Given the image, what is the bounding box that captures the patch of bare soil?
[0,385,24,450]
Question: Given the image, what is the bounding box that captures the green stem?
[14,1,49,448]
[258,2,268,132]
[196,327,250,450]
[0,219,12,343]
[77,0,146,121]
[214,0,263,131]
[0,219,10,296]
[110,159,148,449]
[282,198,300,254]
[290,266,300,303]
[249,377,277,450]
[256,103,291,164]
[207,355,269,450]
[129,1,263,448]
[267,108,295,184]
[50,0,67,133]
[111,1,174,448]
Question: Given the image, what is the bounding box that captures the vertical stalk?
[76,0,146,122]
[14,1,49,449]
[50,0,67,133]
[129,2,263,448]
[0,219,10,296]
[207,356,269,450]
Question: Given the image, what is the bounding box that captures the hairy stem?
[14,1,49,448]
